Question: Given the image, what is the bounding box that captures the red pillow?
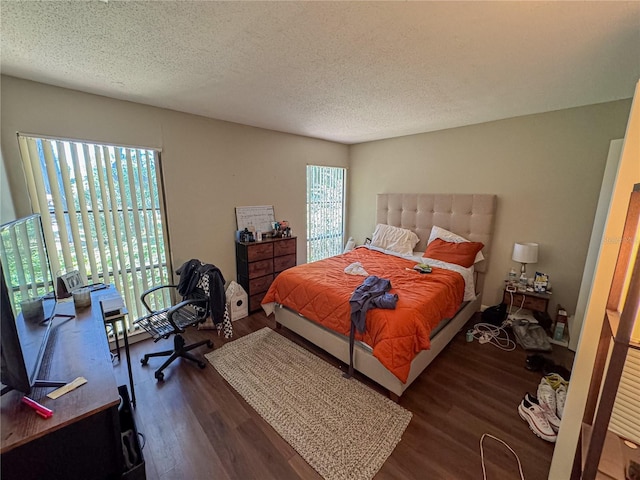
[424,238,485,268]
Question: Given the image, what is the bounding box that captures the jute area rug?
[206,327,412,480]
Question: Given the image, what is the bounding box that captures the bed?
[262,193,497,399]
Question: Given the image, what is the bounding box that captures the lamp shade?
[512,242,539,264]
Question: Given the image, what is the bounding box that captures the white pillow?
[428,225,485,264]
[371,224,420,256]
[421,257,477,301]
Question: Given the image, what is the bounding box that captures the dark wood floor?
[112,311,573,480]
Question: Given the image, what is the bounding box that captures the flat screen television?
[0,261,59,395]
[0,261,32,394]
[0,214,62,395]
[0,214,57,315]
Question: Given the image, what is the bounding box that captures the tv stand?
[0,380,66,397]
[32,379,67,389]
[1,292,141,480]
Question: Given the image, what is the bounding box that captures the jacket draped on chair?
[176,259,232,338]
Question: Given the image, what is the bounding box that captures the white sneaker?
[537,379,562,432]
[556,384,567,419]
[518,395,557,442]
[544,373,569,390]
[525,392,561,432]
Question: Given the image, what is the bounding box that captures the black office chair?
[134,261,222,381]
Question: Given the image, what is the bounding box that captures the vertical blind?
[306,165,346,262]
[18,135,171,329]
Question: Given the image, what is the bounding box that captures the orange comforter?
[261,248,465,382]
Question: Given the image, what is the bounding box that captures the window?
[17,135,171,332]
[306,165,346,262]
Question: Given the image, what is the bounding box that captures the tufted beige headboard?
[376,194,497,277]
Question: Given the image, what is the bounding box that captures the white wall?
[0,149,16,225]
[550,80,640,479]
[349,101,632,326]
[568,139,623,350]
[1,74,632,336]
[0,76,349,280]
[0,78,16,224]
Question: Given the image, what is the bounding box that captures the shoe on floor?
[543,373,569,419]
[527,391,561,432]
[518,394,557,443]
[544,373,569,390]
[556,384,567,419]
[537,379,562,432]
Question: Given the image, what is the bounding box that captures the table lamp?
[512,242,539,280]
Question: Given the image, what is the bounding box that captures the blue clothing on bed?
[349,275,395,333]
[345,276,398,378]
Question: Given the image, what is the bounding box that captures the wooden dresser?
[236,237,297,312]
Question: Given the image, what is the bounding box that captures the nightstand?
[502,288,552,315]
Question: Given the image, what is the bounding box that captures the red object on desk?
[21,396,53,419]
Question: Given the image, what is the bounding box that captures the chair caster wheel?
[141,358,148,366]
[198,362,206,369]
[155,371,164,381]
[207,341,213,348]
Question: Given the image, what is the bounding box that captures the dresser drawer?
[274,238,296,256]
[248,259,273,278]
[247,243,274,262]
[250,292,267,312]
[249,274,274,294]
[274,254,296,273]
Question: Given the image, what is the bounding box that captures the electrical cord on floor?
[480,433,525,480]
[507,290,526,318]
[471,322,516,351]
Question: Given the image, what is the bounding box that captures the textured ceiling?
[1,1,639,144]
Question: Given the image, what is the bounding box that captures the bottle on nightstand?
[518,272,528,291]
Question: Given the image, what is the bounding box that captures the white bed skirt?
[270,295,480,398]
